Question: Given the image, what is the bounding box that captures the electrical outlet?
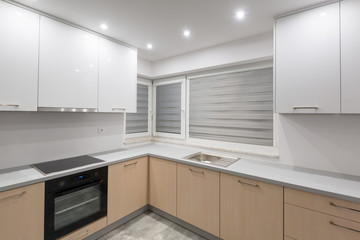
[98,128,105,135]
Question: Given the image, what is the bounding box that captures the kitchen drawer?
[285,187,360,222]
[58,217,107,240]
[285,204,360,240]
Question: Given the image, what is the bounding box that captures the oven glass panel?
[54,184,102,231]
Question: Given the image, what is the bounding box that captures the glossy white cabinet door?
[39,16,98,109]
[98,38,137,113]
[341,0,360,113]
[275,3,340,114]
[0,1,39,111]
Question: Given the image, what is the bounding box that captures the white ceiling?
[12,0,330,61]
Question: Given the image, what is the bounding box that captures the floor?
[98,212,207,240]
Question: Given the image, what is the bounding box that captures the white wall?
[137,57,153,77]
[152,32,273,77]
[0,112,124,169]
[278,114,360,176]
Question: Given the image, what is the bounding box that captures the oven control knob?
[59,180,65,187]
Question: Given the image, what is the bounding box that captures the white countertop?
[1,142,360,202]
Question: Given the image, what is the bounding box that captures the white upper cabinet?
[341,0,360,113]
[275,3,340,114]
[0,1,39,111]
[98,38,137,113]
[38,16,98,109]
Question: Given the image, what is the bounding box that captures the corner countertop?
[1,142,360,203]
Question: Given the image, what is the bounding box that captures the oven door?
[45,180,107,240]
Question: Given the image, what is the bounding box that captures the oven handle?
[53,180,104,199]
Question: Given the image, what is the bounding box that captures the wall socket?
[98,128,105,135]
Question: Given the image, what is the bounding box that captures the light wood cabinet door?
[108,157,148,225]
[0,1,39,111]
[58,217,107,240]
[220,173,283,240]
[0,183,45,240]
[275,2,340,113]
[39,16,98,109]
[177,163,219,237]
[98,38,137,113]
[285,203,360,240]
[149,157,177,216]
[341,0,360,113]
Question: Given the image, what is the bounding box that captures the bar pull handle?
[330,202,360,213]
[238,180,260,188]
[72,230,89,240]
[124,162,138,167]
[330,221,360,233]
[189,168,205,175]
[112,107,125,111]
[0,104,19,107]
[0,191,26,201]
[293,106,319,110]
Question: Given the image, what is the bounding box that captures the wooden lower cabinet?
[149,157,177,216]
[108,157,148,225]
[177,163,220,237]
[0,182,45,240]
[285,203,360,240]
[58,217,107,240]
[220,173,283,240]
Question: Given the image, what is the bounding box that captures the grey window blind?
[156,83,181,134]
[126,84,148,134]
[189,68,273,146]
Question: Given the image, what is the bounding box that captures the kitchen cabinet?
[341,0,360,113]
[177,163,220,237]
[275,2,340,114]
[220,173,283,240]
[57,217,107,240]
[284,187,360,240]
[0,183,44,240]
[149,157,177,216]
[0,1,39,111]
[98,38,137,113]
[108,157,148,225]
[38,16,98,109]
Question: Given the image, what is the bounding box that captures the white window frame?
[125,78,152,138]
[185,64,278,156]
[153,77,186,139]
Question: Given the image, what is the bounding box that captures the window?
[187,67,273,146]
[126,78,152,137]
[153,77,185,138]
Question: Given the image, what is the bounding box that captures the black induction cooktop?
[32,155,104,175]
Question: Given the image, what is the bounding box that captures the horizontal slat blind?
[126,84,148,134]
[156,83,181,134]
[189,68,273,146]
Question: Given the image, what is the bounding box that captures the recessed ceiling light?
[320,12,327,17]
[147,43,153,50]
[100,23,108,30]
[236,11,245,20]
[183,30,191,37]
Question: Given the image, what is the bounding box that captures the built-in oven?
[44,167,108,240]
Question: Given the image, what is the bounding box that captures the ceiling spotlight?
[147,43,153,49]
[236,11,245,20]
[100,23,108,30]
[183,30,191,37]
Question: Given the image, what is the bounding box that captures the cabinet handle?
[0,191,26,201]
[330,221,360,233]
[330,202,360,213]
[238,180,260,188]
[112,107,125,111]
[0,104,19,107]
[124,162,138,167]
[293,106,319,110]
[189,168,205,175]
[72,230,89,240]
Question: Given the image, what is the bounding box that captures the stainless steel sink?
[184,152,239,167]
